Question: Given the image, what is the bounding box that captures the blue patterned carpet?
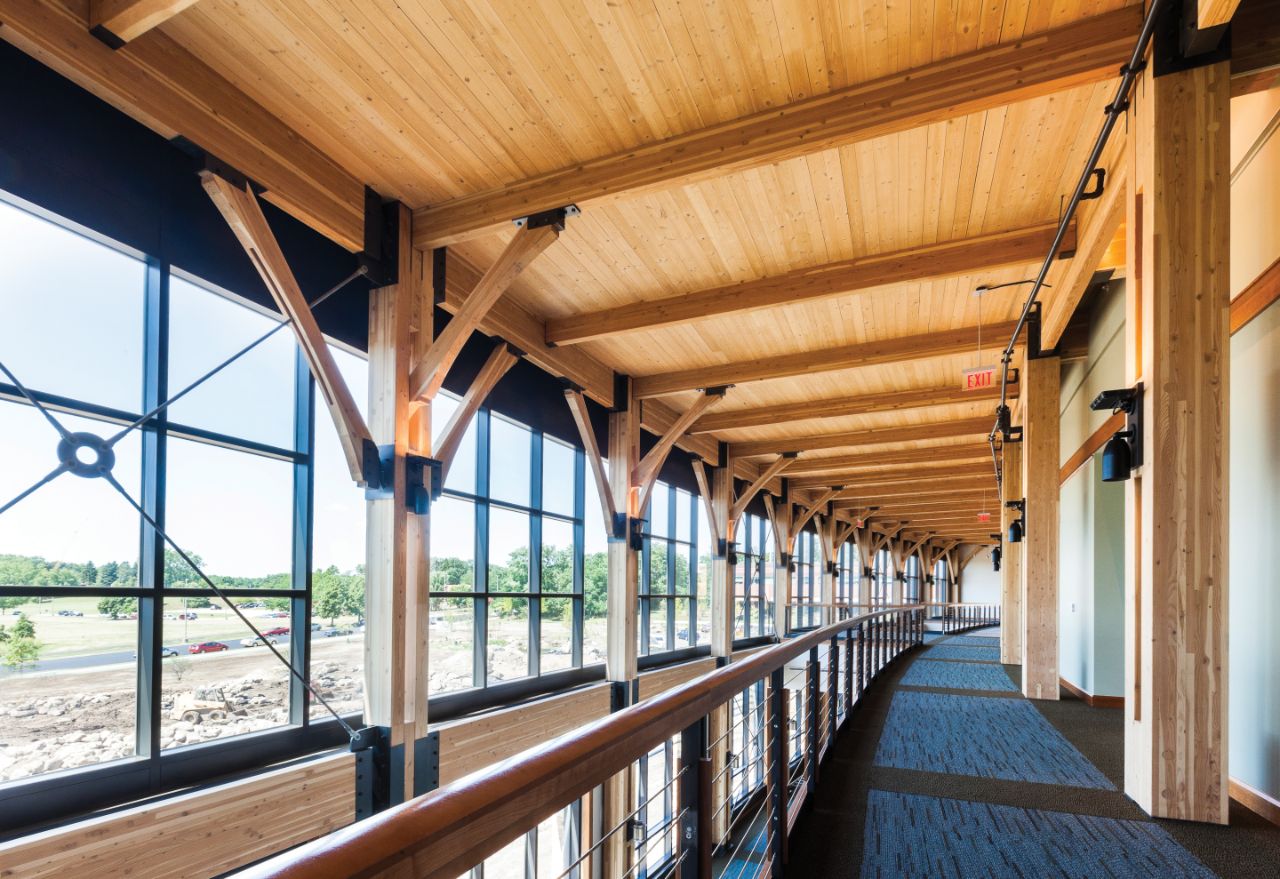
[719,828,768,879]
[861,790,1214,878]
[899,659,1017,692]
[939,635,1001,647]
[874,691,1113,789]
[925,644,1001,662]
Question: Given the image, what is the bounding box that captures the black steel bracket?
[1089,381,1145,471]
[514,204,580,231]
[610,679,640,712]
[1025,301,1048,359]
[413,731,441,797]
[1153,1,1231,77]
[363,442,441,511]
[358,187,402,287]
[1080,168,1106,200]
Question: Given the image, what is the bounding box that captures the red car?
[263,627,289,637]
[189,641,228,654]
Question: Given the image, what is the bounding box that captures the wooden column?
[603,380,640,875]
[889,542,904,605]
[1000,440,1024,665]
[1020,354,1060,699]
[363,206,427,803]
[855,528,874,606]
[708,460,733,844]
[1123,55,1230,824]
[769,498,794,638]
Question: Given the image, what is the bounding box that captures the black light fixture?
[1005,499,1025,543]
[1090,383,1144,483]
[991,545,1002,572]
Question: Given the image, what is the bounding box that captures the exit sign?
[963,365,998,392]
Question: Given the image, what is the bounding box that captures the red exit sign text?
[963,366,997,391]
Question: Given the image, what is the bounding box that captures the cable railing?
[929,602,1001,633]
[235,604,925,879]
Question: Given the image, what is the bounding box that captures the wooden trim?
[410,8,1142,246]
[1059,676,1124,708]
[546,224,1071,345]
[1230,777,1280,828]
[634,322,1020,399]
[1230,254,1280,335]
[1059,411,1126,485]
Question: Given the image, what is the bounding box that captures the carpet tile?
[874,691,1113,789]
[939,635,1001,647]
[899,659,1016,692]
[861,790,1215,878]
[924,644,1001,662]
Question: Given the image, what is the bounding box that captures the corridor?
[786,629,1280,878]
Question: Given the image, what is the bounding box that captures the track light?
[1004,499,1025,543]
[1090,383,1144,483]
[991,545,1002,572]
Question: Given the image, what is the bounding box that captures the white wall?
[1057,280,1126,697]
[959,547,1000,604]
[1227,86,1280,806]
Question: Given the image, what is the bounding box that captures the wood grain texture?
[1020,355,1059,701]
[1000,440,1023,665]
[1125,59,1230,825]
[0,754,355,879]
[90,0,201,42]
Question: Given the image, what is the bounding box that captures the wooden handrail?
[239,605,924,879]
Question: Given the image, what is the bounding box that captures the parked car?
[239,636,277,648]
[177,611,198,620]
[269,611,289,619]
[55,609,84,617]
[189,641,228,654]
[320,627,353,637]
[263,626,289,637]
[160,646,179,658]
[311,622,322,631]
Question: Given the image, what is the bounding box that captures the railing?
[236,605,926,879]
[931,602,1000,633]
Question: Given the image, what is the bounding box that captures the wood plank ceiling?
[42,0,1148,545]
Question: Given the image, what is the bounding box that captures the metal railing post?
[767,667,786,878]
[806,646,820,791]
[844,629,854,715]
[678,716,710,879]
[828,636,839,741]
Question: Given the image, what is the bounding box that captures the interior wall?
[959,549,1000,603]
[1057,280,1126,698]
[1227,85,1280,808]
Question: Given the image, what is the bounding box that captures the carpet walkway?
[785,627,1280,878]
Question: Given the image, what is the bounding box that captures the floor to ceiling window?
[734,512,774,639]
[873,547,893,605]
[639,483,698,656]
[836,542,856,607]
[903,554,922,603]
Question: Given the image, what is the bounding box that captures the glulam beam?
[634,323,1019,399]
[728,416,992,458]
[784,444,992,474]
[410,7,1142,246]
[546,224,1071,345]
[90,0,199,44]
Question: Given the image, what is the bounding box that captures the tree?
[314,567,363,625]
[11,614,35,640]
[431,557,473,590]
[3,614,41,672]
[97,595,138,619]
[96,560,119,586]
[82,561,97,585]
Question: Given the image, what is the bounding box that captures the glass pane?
[540,597,572,674]
[0,199,145,410]
[542,438,575,517]
[674,544,691,595]
[675,489,691,541]
[648,540,669,595]
[648,483,668,537]
[0,403,142,587]
[485,835,526,879]
[161,605,290,749]
[167,274,296,448]
[488,597,529,683]
[490,415,531,507]
[432,497,475,591]
[537,807,576,878]
[489,507,530,593]
[429,595,474,694]
[674,598,691,648]
[583,493,608,667]
[0,595,137,782]
[647,598,669,653]
[309,567,365,718]
[541,517,574,593]
[164,438,293,588]
[433,393,475,494]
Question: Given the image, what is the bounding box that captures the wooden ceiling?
[1,0,1165,548]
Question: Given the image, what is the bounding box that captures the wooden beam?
[793,489,840,536]
[410,7,1142,246]
[201,171,372,483]
[730,455,795,523]
[785,444,992,474]
[729,416,992,458]
[1198,0,1242,27]
[1001,441,1024,665]
[411,224,558,402]
[436,342,519,482]
[546,224,1072,345]
[1043,158,1128,349]
[89,0,199,43]
[0,0,364,248]
[1230,253,1280,335]
[690,459,721,548]
[634,322,1020,399]
[565,388,617,530]
[690,384,1013,435]
[634,391,725,503]
[785,463,991,490]
[1231,0,1280,96]
[1021,355,1060,701]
